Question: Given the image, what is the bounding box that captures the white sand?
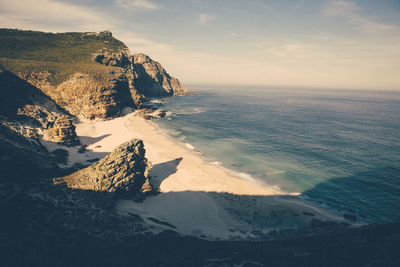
[44,110,352,239]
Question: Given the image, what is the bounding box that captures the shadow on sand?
[149,157,182,189]
[78,134,112,146]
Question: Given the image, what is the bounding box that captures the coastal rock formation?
[0,29,188,121]
[58,139,152,194]
[92,51,189,98]
[21,70,140,120]
[55,72,135,119]
[131,53,189,97]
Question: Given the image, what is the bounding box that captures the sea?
[151,85,400,223]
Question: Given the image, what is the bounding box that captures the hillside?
[0,29,124,85]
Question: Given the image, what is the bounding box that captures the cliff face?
[93,51,189,98]
[58,139,152,194]
[131,53,188,97]
[56,72,135,119]
[16,51,188,120]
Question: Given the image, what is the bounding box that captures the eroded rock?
[44,116,80,146]
[57,139,153,194]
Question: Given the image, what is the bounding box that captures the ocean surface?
[152,85,400,223]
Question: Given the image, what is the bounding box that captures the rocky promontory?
[0,29,189,122]
[131,53,188,97]
[92,50,189,97]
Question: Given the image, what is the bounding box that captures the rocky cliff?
[93,51,189,97]
[94,51,189,97]
[57,139,152,194]
[132,53,188,97]
[0,29,189,121]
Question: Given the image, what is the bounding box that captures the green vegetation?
[0,29,127,85]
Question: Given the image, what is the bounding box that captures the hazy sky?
[1,0,400,90]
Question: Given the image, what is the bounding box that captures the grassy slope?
[0,29,127,85]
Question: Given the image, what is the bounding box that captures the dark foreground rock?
[1,183,399,267]
[0,65,79,145]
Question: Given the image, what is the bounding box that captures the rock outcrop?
[131,53,188,97]
[55,72,135,119]
[92,51,189,98]
[93,50,131,68]
[57,139,152,194]
[44,116,79,146]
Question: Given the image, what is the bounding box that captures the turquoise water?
[153,85,400,223]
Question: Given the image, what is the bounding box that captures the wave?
[209,162,288,195]
[149,99,166,104]
[173,107,208,115]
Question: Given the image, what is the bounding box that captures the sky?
[1,0,400,90]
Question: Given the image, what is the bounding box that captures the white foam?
[214,165,287,195]
[185,143,195,150]
[165,111,174,117]
[149,99,166,104]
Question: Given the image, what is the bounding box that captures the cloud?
[1,0,399,90]
[323,0,360,16]
[253,1,272,10]
[198,13,215,24]
[249,32,400,90]
[0,0,111,32]
[323,0,398,34]
[115,0,159,10]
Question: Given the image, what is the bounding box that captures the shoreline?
[46,110,356,239]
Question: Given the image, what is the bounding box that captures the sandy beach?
[43,110,352,239]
